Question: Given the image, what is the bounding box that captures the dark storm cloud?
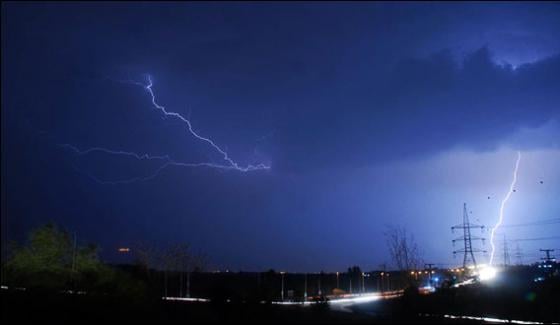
[273,48,560,171]
[2,2,560,270]
[3,3,559,174]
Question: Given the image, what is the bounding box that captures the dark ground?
[2,268,559,324]
[1,290,484,324]
[352,276,560,324]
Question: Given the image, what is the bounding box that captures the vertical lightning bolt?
[489,151,521,265]
[59,74,270,184]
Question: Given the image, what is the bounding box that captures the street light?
[304,273,307,301]
[280,271,286,301]
[336,271,340,289]
[186,272,191,298]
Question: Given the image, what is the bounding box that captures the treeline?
[2,223,150,299]
[2,223,212,301]
[1,223,417,302]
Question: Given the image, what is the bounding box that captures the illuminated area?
[440,314,552,324]
[328,293,381,305]
[451,264,498,286]
[477,265,498,282]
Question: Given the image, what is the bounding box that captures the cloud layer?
[272,48,560,171]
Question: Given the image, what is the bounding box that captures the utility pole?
[179,271,183,297]
[452,203,486,269]
[280,272,285,301]
[71,232,77,290]
[336,272,340,289]
[514,243,523,265]
[186,272,191,298]
[379,264,386,293]
[502,235,510,267]
[303,273,307,300]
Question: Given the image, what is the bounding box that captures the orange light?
[118,247,130,253]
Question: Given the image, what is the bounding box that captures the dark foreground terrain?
[353,276,560,324]
[3,289,557,324]
[0,290,484,324]
[2,270,559,324]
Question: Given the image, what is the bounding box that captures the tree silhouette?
[384,225,422,271]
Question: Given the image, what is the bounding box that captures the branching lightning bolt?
[60,75,270,184]
[142,75,269,172]
[489,151,521,265]
[59,144,172,161]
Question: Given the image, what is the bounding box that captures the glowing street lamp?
[280,271,286,301]
[336,271,340,289]
[304,273,307,300]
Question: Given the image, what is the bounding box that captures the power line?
[501,218,560,228]
[514,236,560,242]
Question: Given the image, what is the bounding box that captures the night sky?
[2,2,560,272]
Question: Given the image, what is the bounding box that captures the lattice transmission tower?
[451,203,486,268]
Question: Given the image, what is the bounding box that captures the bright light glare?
[478,266,497,281]
[329,294,380,305]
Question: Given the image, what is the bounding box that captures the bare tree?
[384,225,422,271]
[134,241,165,278]
[161,243,208,298]
[133,242,187,296]
[183,248,207,298]
[133,241,208,298]
[171,244,191,298]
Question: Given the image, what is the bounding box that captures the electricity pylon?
[452,203,486,268]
